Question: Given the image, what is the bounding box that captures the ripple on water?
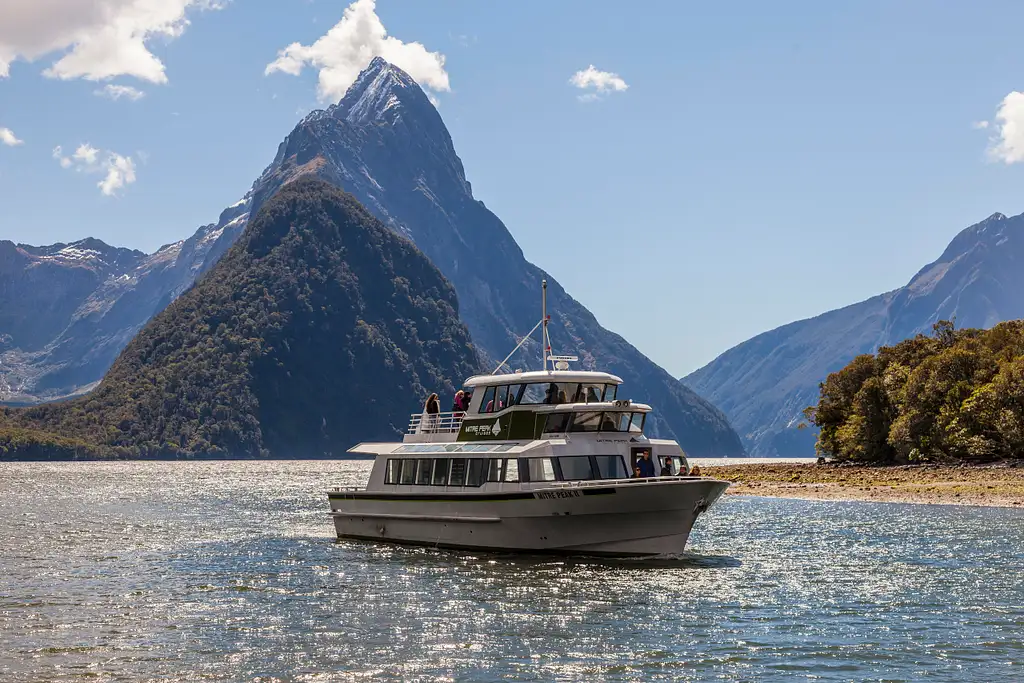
[0,460,1022,682]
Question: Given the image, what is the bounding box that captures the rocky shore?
[703,462,1024,508]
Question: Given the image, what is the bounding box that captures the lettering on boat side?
[534,490,583,499]
[464,419,503,437]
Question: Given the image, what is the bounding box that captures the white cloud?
[0,127,23,146]
[987,91,1024,164]
[0,0,224,83]
[972,120,989,130]
[265,0,450,102]
[95,83,145,100]
[98,153,136,195]
[569,65,628,101]
[53,143,137,196]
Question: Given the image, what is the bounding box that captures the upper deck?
[402,369,652,445]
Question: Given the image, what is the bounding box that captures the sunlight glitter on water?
[0,460,1022,682]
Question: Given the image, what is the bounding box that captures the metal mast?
[541,280,549,371]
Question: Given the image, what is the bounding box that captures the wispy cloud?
[265,0,449,102]
[53,143,137,196]
[0,0,224,83]
[986,91,1024,164]
[569,65,628,102]
[95,84,145,101]
[0,127,23,146]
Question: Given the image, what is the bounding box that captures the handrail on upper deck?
[408,411,464,435]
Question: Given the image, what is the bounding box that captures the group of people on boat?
[420,390,474,432]
[631,450,699,478]
[423,390,474,416]
[422,381,604,421]
[543,382,601,405]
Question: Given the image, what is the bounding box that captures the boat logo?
[464,419,505,437]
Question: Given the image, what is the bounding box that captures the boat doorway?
[630,447,652,475]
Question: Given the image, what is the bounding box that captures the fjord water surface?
[1,460,1021,682]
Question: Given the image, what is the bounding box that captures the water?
[1,461,1021,682]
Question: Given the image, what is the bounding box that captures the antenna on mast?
[489,279,575,375]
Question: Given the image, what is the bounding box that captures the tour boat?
[327,281,730,556]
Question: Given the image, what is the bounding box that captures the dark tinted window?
[399,460,415,484]
[449,458,468,486]
[543,412,571,433]
[487,459,504,482]
[557,456,595,481]
[603,384,618,401]
[506,385,524,407]
[416,458,432,485]
[581,384,604,403]
[595,455,628,479]
[385,459,399,484]
[599,412,621,431]
[479,386,496,413]
[467,459,487,487]
[432,458,450,486]
[569,412,602,432]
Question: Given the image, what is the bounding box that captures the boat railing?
[407,411,464,435]
[551,476,703,488]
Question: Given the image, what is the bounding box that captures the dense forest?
[805,319,1024,463]
[0,178,482,459]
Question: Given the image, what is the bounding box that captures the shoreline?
[703,463,1024,508]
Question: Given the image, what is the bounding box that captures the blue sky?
[2,0,1024,378]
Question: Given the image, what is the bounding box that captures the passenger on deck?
[637,450,656,478]
[632,465,643,479]
[452,390,467,417]
[586,386,601,403]
[544,383,559,404]
[424,393,440,432]
[659,458,673,477]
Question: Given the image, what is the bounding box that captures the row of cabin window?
[542,411,645,434]
[477,382,619,414]
[384,455,630,487]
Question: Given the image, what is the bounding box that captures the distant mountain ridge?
[0,57,745,457]
[684,211,1024,457]
[1,179,481,457]
[0,203,251,401]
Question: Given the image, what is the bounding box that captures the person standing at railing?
[424,393,440,433]
[452,390,467,418]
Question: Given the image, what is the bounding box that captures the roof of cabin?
[463,370,623,388]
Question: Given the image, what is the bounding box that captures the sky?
[3,1,1024,379]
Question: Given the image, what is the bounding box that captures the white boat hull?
[329,478,729,557]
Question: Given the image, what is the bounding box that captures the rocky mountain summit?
[0,58,744,456]
[684,211,1024,457]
